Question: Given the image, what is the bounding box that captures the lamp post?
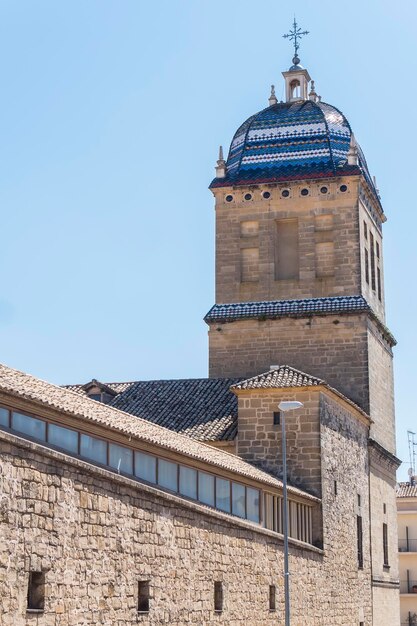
[278,400,304,626]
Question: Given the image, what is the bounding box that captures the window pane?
[247,487,260,523]
[0,407,9,427]
[80,434,107,465]
[232,482,245,518]
[135,451,157,484]
[109,443,133,474]
[216,478,230,513]
[179,466,197,500]
[48,423,78,454]
[198,472,215,506]
[158,459,178,492]
[12,412,46,441]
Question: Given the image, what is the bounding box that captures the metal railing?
[399,538,417,552]
[400,579,417,594]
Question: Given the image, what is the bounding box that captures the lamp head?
[278,401,304,412]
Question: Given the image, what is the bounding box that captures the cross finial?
[283,17,309,65]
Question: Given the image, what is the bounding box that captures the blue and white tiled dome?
[210,99,372,188]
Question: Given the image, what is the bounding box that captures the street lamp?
[278,400,304,626]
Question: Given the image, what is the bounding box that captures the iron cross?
[283,18,309,58]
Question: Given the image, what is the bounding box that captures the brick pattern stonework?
[209,313,370,411]
[0,429,375,626]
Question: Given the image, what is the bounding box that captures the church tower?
[205,27,400,624]
[206,45,394,453]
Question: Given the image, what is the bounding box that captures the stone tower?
[205,51,399,624]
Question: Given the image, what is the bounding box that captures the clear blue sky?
[0,0,415,479]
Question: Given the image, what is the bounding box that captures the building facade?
[0,45,401,625]
[397,480,417,625]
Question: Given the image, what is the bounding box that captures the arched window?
[290,80,301,99]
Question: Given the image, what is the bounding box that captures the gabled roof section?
[65,378,239,442]
[231,366,370,424]
[231,365,323,391]
[397,482,417,498]
[0,363,317,499]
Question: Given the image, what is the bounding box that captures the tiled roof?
[232,366,370,423]
[65,378,239,442]
[209,100,377,199]
[66,381,132,395]
[397,482,417,498]
[0,363,318,500]
[204,295,396,347]
[232,366,323,390]
[204,295,370,323]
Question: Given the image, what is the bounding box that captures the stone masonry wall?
[369,446,400,626]
[209,313,370,412]
[319,393,374,623]
[0,429,375,625]
[236,389,322,497]
[367,321,396,454]
[213,179,362,305]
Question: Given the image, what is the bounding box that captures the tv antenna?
[407,430,417,479]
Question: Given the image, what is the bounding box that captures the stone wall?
[367,322,396,453]
[209,313,370,411]
[213,179,363,305]
[0,429,375,625]
[369,444,401,626]
[236,389,322,497]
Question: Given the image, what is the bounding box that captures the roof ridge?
[231,364,324,391]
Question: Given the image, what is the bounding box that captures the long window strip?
[1,405,318,544]
[0,406,262,526]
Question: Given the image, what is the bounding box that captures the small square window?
[138,580,150,613]
[27,571,45,612]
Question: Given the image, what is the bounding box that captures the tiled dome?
[210,99,372,188]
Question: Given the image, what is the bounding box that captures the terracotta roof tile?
[65,378,239,442]
[232,366,323,390]
[0,363,320,500]
[397,481,417,498]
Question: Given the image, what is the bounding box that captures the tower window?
[383,523,389,567]
[275,219,299,280]
[357,515,363,569]
[290,79,301,99]
[300,188,309,196]
[225,195,233,203]
[214,581,223,612]
[377,267,382,301]
[364,248,370,284]
[340,184,348,192]
[138,580,150,613]
[376,241,380,258]
[273,411,280,425]
[363,221,368,239]
[370,232,376,291]
[27,571,45,612]
[281,189,290,198]
[269,585,276,611]
[244,193,252,201]
[320,186,328,194]
[262,191,271,199]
